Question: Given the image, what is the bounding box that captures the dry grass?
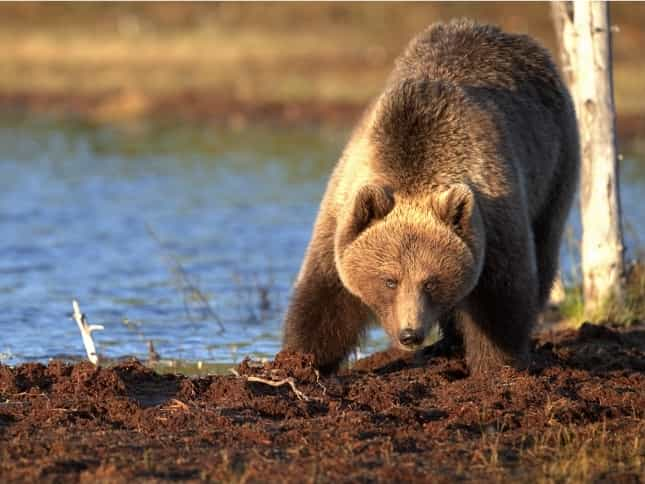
[529,422,644,483]
[1,3,645,119]
[558,260,645,328]
[592,260,645,326]
[472,419,645,482]
[0,28,379,101]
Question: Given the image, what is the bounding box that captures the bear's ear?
[432,183,476,235]
[336,184,394,250]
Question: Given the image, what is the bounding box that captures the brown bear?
[282,20,580,374]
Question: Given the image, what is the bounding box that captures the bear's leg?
[458,233,539,374]
[283,226,371,373]
[283,271,370,373]
[533,153,579,310]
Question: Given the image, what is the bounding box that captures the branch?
[72,300,104,365]
[246,376,311,401]
[145,223,225,334]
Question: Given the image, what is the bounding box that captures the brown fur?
[282,20,580,374]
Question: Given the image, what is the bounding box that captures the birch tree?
[551,1,625,315]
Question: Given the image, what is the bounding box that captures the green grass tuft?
[590,260,645,326]
[558,259,645,327]
[558,284,586,326]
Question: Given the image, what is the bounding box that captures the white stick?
[72,300,104,365]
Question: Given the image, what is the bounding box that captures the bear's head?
[335,183,485,350]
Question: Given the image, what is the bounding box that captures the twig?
[314,369,327,396]
[72,300,103,365]
[147,340,160,363]
[246,376,311,401]
[167,398,190,411]
[145,224,225,334]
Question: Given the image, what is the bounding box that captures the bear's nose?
[398,328,424,347]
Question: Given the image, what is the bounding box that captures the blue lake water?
[1,118,643,365]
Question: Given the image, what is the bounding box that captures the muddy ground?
[1,323,644,483]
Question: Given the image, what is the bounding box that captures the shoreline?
[3,90,644,152]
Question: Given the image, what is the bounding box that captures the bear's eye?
[385,278,398,289]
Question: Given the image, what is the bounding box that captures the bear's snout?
[398,327,425,347]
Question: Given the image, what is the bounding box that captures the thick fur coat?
[282,20,580,374]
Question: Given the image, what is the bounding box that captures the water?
[1,118,643,366]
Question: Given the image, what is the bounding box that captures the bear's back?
[335,20,576,216]
[391,20,564,109]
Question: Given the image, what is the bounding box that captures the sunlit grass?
[149,359,236,377]
[589,260,645,326]
[472,419,645,482]
[558,284,586,326]
[556,260,645,328]
[1,3,644,121]
[0,28,388,102]
[529,422,645,484]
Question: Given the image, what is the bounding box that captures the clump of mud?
[1,323,643,483]
[237,350,320,383]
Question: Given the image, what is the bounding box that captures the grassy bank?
[1,2,645,145]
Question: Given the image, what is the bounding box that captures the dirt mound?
[1,324,644,483]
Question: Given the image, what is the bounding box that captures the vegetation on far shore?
[2,2,645,145]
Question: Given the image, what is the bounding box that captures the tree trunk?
[551,1,625,315]
[550,1,576,87]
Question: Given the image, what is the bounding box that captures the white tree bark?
[551,1,577,87]
[574,1,625,312]
[552,1,625,314]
